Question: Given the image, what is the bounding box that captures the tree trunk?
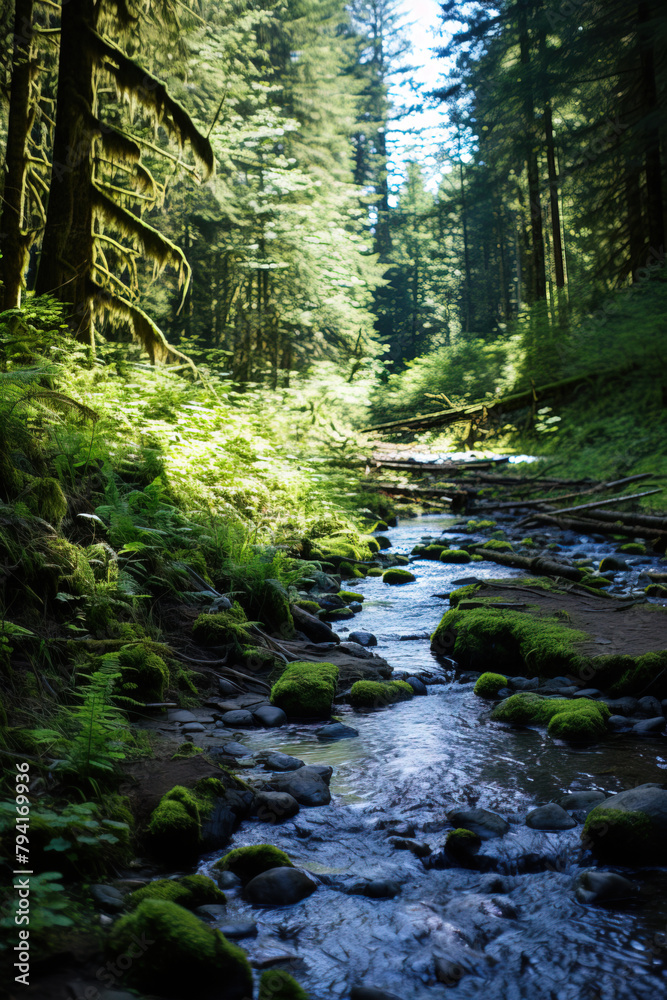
[0,0,35,310]
[35,0,96,344]
[637,0,665,254]
[544,103,565,289]
[518,1,546,302]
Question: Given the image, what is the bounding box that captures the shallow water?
[199,513,667,999]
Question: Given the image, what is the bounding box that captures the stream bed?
[199,513,667,999]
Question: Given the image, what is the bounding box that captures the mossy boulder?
[482,539,514,552]
[349,680,413,708]
[583,786,667,863]
[108,898,252,998]
[340,560,365,578]
[383,568,416,584]
[445,827,482,860]
[491,692,609,739]
[367,566,384,576]
[617,542,646,555]
[193,602,253,646]
[213,844,293,884]
[645,584,667,598]
[420,544,448,560]
[431,604,587,675]
[338,590,364,603]
[128,874,225,910]
[317,607,355,623]
[439,549,472,564]
[448,584,481,607]
[465,519,497,533]
[609,650,667,698]
[259,969,310,1000]
[473,672,508,699]
[146,779,228,860]
[270,661,339,718]
[295,600,321,614]
[118,642,170,702]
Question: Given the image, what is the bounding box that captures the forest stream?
[193,511,667,1000]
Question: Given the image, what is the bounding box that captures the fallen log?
[363,368,632,434]
[521,514,667,545]
[366,456,510,475]
[468,545,584,582]
[485,474,655,511]
[529,488,662,517]
[562,506,667,531]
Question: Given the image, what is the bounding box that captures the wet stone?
[388,837,431,857]
[167,709,197,723]
[405,676,427,695]
[221,710,256,728]
[633,716,666,734]
[575,871,636,905]
[215,871,242,890]
[559,791,607,813]
[349,630,378,647]
[181,721,207,733]
[508,676,540,691]
[316,721,359,740]
[261,751,305,772]
[636,696,663,717]
[347,878,401,899]
[447,807,510,840]
[218,678,238,696]
[526,803,577,831]
[221,741,252,757]
[252,791,300,822]
[245,867,317,905]
[217,921,258,939]
[91,884,125,911]
[195,904,228,922]
[608,715,633,731]
[253,704,287,727]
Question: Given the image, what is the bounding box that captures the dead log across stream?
[484,473,656,510]
[467,546,584,582]
[366,456,510,475]
[520,514,667,546]
[363,368,631,433]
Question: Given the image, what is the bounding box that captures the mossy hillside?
[491,693,610,738]
[213,844,293,884]
[439,549,472,564]
[117,642,170,702]
[270,660,339,718]
[383,568,416,584]
[108,898,252,997]
[192,602,253,646]
[128,874,225,909]
[473,672,508,698]
[583,807,657,862]
[259,969,310,1000]
[431,605,588,675]
[349,680,414,708]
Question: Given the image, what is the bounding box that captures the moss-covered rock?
[583,808,655,862]
[295,600,321,614]
[445,827,482,860]
[192,602,253,646]
[213,844,293,884]
[609,650,667,699]
[382,568,416,584]
[118,642,170,702]
[645,584,667,598]
[465,519,497,532]
[340,560,365,578]
[491,692,609,739]
[417,544,448,560]
[259,969,309,1000]
[473,672,508,699]
[146,780,226,860]
[317,607,355,622]
[448,584,481,607]
[617,542,646,555]
[367,566,384,576]
[26,476,68,525]
[439,549,472,564]
[482,539,514,552]
[431,605,588,675]
[349,679,414,708]
[338,590,364,603]
[108,899,252,997]
[38,537,95,596]
[270,660,339,718]
[128,874,225,910]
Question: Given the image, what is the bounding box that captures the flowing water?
[199,514,667,999]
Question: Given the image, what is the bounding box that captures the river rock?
[218,678,238,695]
[349,630,378,647]
[195,904,228,922]
[91,884,125,911]
[347,878,401,899]
[264,765,332,806]
[508,676,540,691]
[168,709,198,723]
[577,688,603,699]
[221,741,253,757]
[447,807,510,840]
[252,791,300,822]
[316,721,359,740]
[389,837,431,858]
[600,697,638,716]
[526,803,577,831]
[575,871,636,905]
[633,716,666,733]
[405,676,427,695]
[261,751,305,772]
[292,604,340,644]
[608,715,633,731]
[245,867,317,905]
[636,696,663,717]
[215,871,242,890]
[252,705,287,727]
[216,920,258,938]
[221,710,256,728]
[559,791,607,813]
[338,641,376,659]
[585,784,667,862]
[200,788,254,850]
[348,602,363,612]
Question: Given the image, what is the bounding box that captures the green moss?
[448,584,482,607]
[213,843,294,884]
[259,969,310,1000]
[318,607,355,622]
[318,533,374,562]
[371,520,389,532]
[432,605,588,674]
[85,543,119,584]
[367,566,384,576]
[270,660,339,718]
[295,600,321,614]
[146,781,225,860]
[392,554,410,565]
[520,537,536,548]
[482,539,514,552]
[129,874,225,910]
[471,553,484,561]
[465,519,497,532]
[338,590,364,603]
[617,542,646,555]
[418,544,448,559]
[192,602,252,645]
[492,693,609,738]
[609,650,667,699]
[349,679,414,708]
[118,642,169,701]
[473,672,508,698]
[360,534,381,554]
[108,899,252,997]
[26,476,68,525]
[39,537,95,596]
[382,568,416,584]
[445,827,482,858]
[340,560,365,578]
[645,584,667,598]
[439,549,472,564]
[583,807,656,862]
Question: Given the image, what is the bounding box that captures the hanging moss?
[213,844,293,883]
[108,899,252,997]
[349,680,413,708]
[270,661,338,718]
